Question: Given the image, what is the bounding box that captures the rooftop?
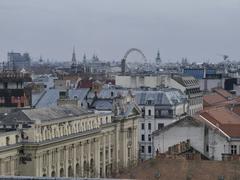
[0,106,90,127]
[198,105,240,138]
[172,75,199,88]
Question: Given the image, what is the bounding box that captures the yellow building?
[0,95,140,178]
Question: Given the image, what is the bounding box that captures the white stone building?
[115,74,203,116]
[134,89,188,160]
[169,75,203,115]
[153,104,240,160]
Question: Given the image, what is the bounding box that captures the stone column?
[73,144,76,177]
[121,129,127,168]
[10,157,14,176]
[65,147,69,177]
[57,149,60,177]
[115,125,119,173]
[88,139,91,177]
[134,126,138,162]
[39,153,43,176]
[35,155,39,176]
[80,142,84,177]
[102,135,106,177]
[48,151,52,177]
[94,138,100,177]
[108,133,111,175]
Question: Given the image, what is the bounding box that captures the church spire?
[156,50,161,65]
[83,53,86,62]
[71,46,77,68]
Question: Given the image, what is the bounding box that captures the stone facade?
[0,105,139,178]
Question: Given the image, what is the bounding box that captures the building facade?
[134,89,188,160]
[153,104,240,161]
[8,52,31,71]
[0,104,139,177]
[0,71,32,108]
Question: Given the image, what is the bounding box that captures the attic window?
[147,100,152,105]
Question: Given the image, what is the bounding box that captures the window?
[161,110,169,117]
[148,134,151,141]
[4,82,8,89]
[111,148,113,158]
[158,123,164,130]
[148,146,152,153]
[127,128,132,138]
[148,123,151,130]
[100,151,103,161]
[6,136,10,146]
[106,149,109,158]
[148,109,151,116]
[141,134,145,141]
[147,100,152,105]
[141,123,145,130]
[206,145,209,152]
[231,145,237,155]
[141,146,145,153]
[155,109,160,118]
[141,108,145,117]
[128,147,131,158]
[15,135,19,143]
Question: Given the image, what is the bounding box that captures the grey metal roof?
[32,88,90,108]
[23,106,89,122]
[91,99,113,110]
[87,87,187,106]
[0,110,33,125]
[0,106,90,128]
[134,89,186,105]
[87,88,128,99]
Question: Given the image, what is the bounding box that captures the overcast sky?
[0,0,240,63]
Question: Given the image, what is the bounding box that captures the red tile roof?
[214,88,232,98]
[198,106,240,138]
[203,93,226,106]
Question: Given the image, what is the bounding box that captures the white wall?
[115,75,170,88]
[153,125,205,155]
[199,79,224,91]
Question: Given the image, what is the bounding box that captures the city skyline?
[0,0,240,62]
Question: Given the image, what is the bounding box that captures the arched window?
[51,171,56,177]
[60,168,64,177]
[76,163,80,177]
[68,166,74,177]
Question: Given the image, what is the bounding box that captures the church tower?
[156,50,161,65]
[71,47,77,69]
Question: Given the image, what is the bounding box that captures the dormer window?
[147,100,152,105]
